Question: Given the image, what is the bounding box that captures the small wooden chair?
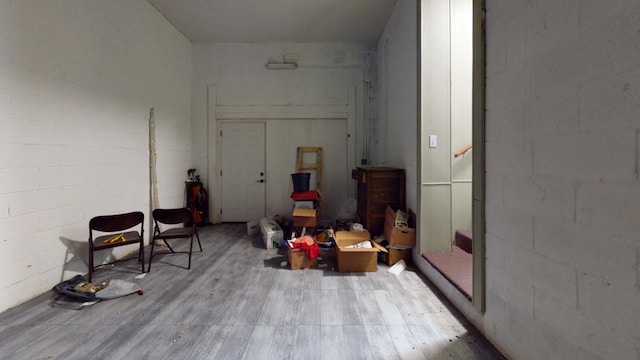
[148,208,202,272]
[88,211,145,282]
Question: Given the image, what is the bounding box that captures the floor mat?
[423,246,472,299]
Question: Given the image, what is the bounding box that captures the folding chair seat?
[88,211,145,282]
[148,208,202,272]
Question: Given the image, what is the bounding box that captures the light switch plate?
[429,135,437,148]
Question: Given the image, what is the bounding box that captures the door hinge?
[220,130,222,136]
[220,170,222,176]
[220,208,223,214]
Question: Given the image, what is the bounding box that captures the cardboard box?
[335,230,387,272]
[293,208,317,228]
[259,218,283,249]
[287,247,318,270]
[383,206,416,248]
[247,220,259,236]
[380,247,412,266]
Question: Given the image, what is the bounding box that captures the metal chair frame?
[88,211,145,282]
[148,208,202,272]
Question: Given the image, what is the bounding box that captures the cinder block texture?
[0,0,192,312]
[484,0,640,359]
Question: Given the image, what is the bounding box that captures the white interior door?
[220,122,266,222]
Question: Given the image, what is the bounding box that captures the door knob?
[257,179,264,183]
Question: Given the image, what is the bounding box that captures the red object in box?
[291,190,320,201]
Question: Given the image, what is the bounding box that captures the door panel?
[265,119,348,220]
[220,122,265,221]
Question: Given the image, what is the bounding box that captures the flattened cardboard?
[335,230,387,272]
[384,206,416,248]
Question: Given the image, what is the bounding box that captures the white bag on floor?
[388,259,407,275]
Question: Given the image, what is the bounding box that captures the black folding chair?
[148,208,202,272]
[88,211,144,282]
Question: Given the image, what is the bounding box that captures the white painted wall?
[377,0,418,214]
[0,0,191,312]
[191,42,375,221]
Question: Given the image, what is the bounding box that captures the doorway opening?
[419,0,485,311]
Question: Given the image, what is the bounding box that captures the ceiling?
[147,0,398,43]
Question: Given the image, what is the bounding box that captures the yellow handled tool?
[104,233,125,244]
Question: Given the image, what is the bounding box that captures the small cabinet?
[351,167,405,236]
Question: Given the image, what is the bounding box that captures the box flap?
[335,230,370,242]
[385,205,396,220]
[371,240,388,253]
[335,231,387,253]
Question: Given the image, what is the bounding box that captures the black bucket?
[291,173,311,192]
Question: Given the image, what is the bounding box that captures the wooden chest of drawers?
[351,167,405,236]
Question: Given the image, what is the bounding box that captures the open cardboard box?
[286,236,318,270]
[383,206,416,248]
[287,247,318,270]
[335,230,387,272]
[379,247,412,266]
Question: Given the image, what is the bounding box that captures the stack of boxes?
[380,206,416,265]
[287,173,320,269]
[290,172,320,236]
[292,190,320,233]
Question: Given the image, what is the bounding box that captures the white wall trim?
[216,105,350,120]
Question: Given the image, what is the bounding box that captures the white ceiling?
[147,0,398,43]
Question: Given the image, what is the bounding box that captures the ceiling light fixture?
[266,62,297,69]
[266,53,299,69]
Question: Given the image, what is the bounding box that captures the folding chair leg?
[139,241,145,275]
[195,232,203,252]
[148,238,156,272]
[163,239,175,253]
[88,250,94,282]
[187,235,194,269]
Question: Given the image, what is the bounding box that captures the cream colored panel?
[420,0,451,183]
[420,184,452,252]
[451,182,473,238]
[452,152,472,181]
[451,0,473,182]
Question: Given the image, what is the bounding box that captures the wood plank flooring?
[0,223,505,360]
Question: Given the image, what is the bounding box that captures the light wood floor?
[0,223,505,360]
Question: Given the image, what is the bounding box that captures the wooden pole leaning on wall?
[296,147,323,193]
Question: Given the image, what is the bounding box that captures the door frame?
[219,120,267,222]
[207,85,357,224]
[470,0,486,312]
[417,0,485,312]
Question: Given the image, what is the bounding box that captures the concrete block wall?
[0,0,191,313]
[484,0,640,359]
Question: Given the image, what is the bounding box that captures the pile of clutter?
[251,172,416,274]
